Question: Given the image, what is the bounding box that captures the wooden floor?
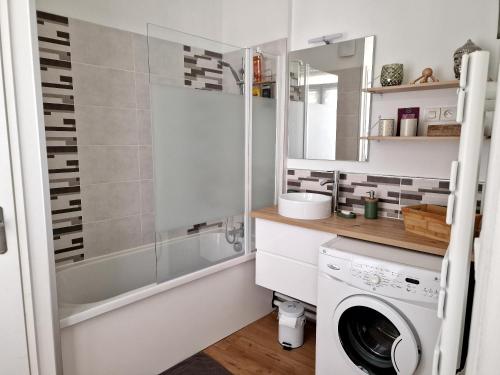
[203,312,316,375]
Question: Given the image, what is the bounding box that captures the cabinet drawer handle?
[327,264,340,271]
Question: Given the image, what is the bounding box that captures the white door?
[0,47,31,373]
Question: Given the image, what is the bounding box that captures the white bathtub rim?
[59,252,256,329]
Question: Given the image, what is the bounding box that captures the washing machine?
[316,237,442,375]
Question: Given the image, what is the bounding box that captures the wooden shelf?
[253,81,276,86]
[361,136,460,141]
[365,80,460,94]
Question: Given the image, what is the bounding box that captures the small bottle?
[253,48,263,83]
[364,190,378,219]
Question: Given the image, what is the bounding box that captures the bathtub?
[57,229,273,375]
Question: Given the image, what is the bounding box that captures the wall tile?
[135,73,150,109]
[140,179,154,214]
[81,182,140,222]
[37,10,85,263]
[148,37,184,78]
[75,105,138,145]
[141,213,155,245]
[286,169,333,195]
[288,169,486,220]
[139,146,153,179]
[337,173,401,218]
[73,63,136,108]
[137,109,152,145]
[132,34,149,73]
[83,216,142,258]
[69,18,134,70]
[79,145,140,185]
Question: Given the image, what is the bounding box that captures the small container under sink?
[278,192,332,220]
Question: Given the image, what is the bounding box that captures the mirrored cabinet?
[288,36,374,161]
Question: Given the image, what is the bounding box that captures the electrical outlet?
[440,106,457,122]
[423,107,441,122]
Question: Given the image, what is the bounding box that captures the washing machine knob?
[369,274,381,285]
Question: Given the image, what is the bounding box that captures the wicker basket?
[401,204,481,243]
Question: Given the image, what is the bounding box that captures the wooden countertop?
[251,206,449,257]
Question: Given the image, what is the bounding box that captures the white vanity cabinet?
[255,218,336,305]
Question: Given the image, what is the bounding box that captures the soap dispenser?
[364,190,378,219]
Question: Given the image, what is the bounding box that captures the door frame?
[0,0,61,373]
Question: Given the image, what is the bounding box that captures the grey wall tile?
[81,182,140,222]
[140,179,154,214]
[337,115,360,138]
[73,63,136,108]
[69,18,133,70]
[76,105,138,145]
[139,145,153,179]
[141,213,155,245]
[83,216,142,258]
[148,37,184,78]
[337,90,361,116]
[132,34,148,73]
[79,145,140,185]
[135,73,150,109]
[137,110,152,145]
[335,136,359,160]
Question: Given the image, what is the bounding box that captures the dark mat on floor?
[159,352,232,375]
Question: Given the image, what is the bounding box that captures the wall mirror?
[287,35,374,161]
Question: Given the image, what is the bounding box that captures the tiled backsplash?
[287,169,484,219]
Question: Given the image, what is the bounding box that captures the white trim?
[244,47,253,253]
[1,0,61,373]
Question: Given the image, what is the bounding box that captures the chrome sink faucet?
[320,171,340,213]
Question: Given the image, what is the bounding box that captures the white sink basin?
[278,192,332,220]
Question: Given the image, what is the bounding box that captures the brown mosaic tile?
[38,10,84,263]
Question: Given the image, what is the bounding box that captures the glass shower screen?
[148,25,248,282]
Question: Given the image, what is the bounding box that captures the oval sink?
[278,192,332,220]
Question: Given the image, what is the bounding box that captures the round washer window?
[338,306,400,374]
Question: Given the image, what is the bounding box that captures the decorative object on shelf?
[380,63,404,86]
[453,39,481,79]
[411,67,439,84]
[427,123,462,137]
[378,118,395,137]
[402,204,482,243]
[400,118,418,137]
[397,107,419,136]
[364,190,378,220]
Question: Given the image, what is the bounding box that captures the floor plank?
[204,312,316,375]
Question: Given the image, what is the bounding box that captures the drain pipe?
[272,291,317,322]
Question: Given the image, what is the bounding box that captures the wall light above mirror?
[288,35,374,161]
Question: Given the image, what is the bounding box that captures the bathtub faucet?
[224,219,244,245]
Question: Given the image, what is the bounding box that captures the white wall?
[36,0,224,39]
[36,0,290,47]
[289,0,499,179]
[221,0,289,47]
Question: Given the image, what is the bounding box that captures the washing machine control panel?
[319,247,441,304]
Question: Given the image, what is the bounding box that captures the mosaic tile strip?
[338,173,401,219]
[287,169,333,196]
[37,11,84,263]
[183,45,223,91]
[287,169,484,220]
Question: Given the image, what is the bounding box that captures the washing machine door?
[333,295,420,375]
